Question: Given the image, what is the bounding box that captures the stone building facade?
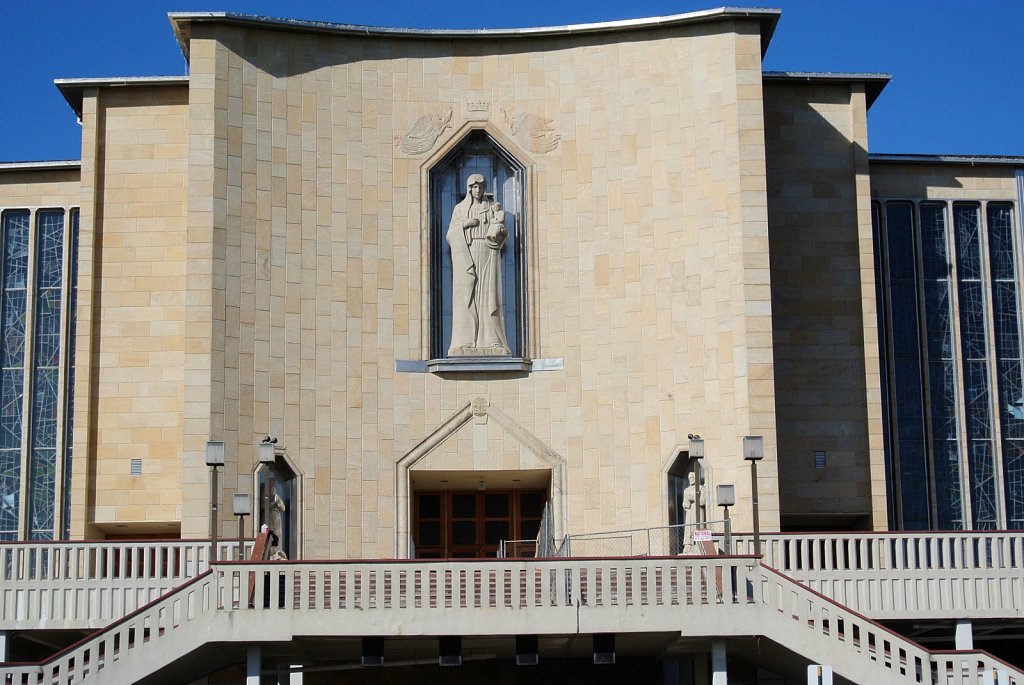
[1,8,1023,681]
[1,6,1021,554]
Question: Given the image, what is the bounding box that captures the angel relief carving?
[501,109,560,154]
[395,109,453,155]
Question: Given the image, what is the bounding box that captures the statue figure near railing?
[681,471,706,553]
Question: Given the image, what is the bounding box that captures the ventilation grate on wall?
[814,451,826,469]
[130,458,143,476]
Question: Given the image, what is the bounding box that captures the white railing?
[1,557,1020,685]
[0,539,253,630]
[750,564,1021,684]
[732,531,1024,619]
[2,531,1021,631]
[558,520,732,557]
[734,531,1024,572]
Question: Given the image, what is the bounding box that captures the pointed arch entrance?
[394,398,566,558]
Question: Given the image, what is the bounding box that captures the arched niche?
[428,129,528,361]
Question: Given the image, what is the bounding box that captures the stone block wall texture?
[179,18,781,558]
[763,82,882,529]
[73,85,190,535]
[870,163,1019,200]
[0,168,79,207]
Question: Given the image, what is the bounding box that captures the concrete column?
[711,641,727,685]
[807,665,833,684]
[246,646,261,685]
[663,658,681,685]
[693,652,710,685]
[955,620,974,650]
[0,631,10,661]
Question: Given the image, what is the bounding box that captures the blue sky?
[1,0,1021,162]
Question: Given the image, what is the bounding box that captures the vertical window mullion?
[913,201,940,529]
[60,209,80,538]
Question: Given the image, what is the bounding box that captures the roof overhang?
[762,71,891,109]
[869,153,1024,167]
[54,76,189,119]
[168,7,781,61]
[0,160,81,172]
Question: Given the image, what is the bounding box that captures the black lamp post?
[205,440,225,564]
[743,436,764,557]
[233,493,251,560]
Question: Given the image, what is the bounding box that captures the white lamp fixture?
[258,442,276,464]
[743,435,764,461]
[716,484,736,508]
[233,493,251,560]
[205,440,225,466]
[233,493,252,516]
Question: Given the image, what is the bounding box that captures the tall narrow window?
[919,203,963,528]
[430,130,527,360]
[0,211,29,540]
[872,203,897,529]
[27,210,63,539]
[988,203,1024,529]
[881,202,929,529]
[954,203,998,529]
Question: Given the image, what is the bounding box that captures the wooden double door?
[413,489,546,558]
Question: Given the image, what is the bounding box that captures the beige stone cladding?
[181,16,780,558]
[870,161,1019,201]
[75,84,189,536]
[0,167,79,207]
[763,80,883,530]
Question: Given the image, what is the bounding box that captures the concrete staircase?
[1,556,1021,684]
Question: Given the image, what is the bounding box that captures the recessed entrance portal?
[410,469,549,558]
[413,490,546,558]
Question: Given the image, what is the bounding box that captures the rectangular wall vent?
[814,451,826,469]
[130,458,143,475]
